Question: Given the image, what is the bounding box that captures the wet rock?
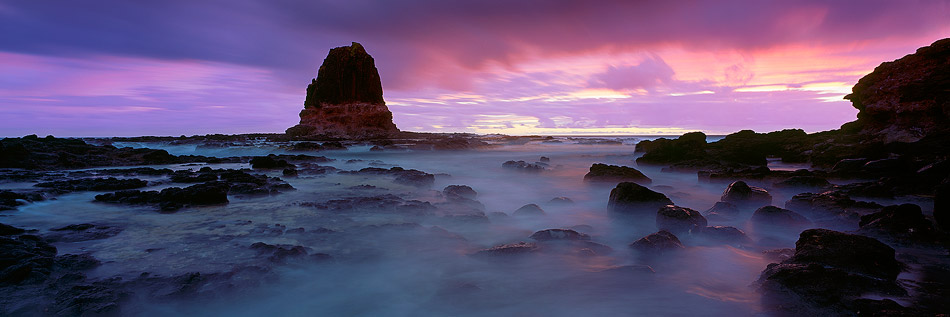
[35,177,148,192]
[607,182,674,215]
[342,167,434,188]
[703,201,740,221]
[0,190,45,211]
[583,163,652,184]
[307,194,437,216]
[513,204,545,216]
[282,168,298,177]
[772,176,831,189]
[0,233,57,285]
[831,158,868,173]
[0,223,26,236]
[473,242,539,257]
[757,229,905,313]
[170,170,219,183]
[548,197,574,204]
[761,248,795,262]
[250,155,294,169]
[720,181,772,208]
[443,185,477,200]
[539,156,550,162]
[694,226,753,246]
[49,284,122,316]
[0,135,229,170]
[936,180,949,230]
[858,203,939,243]
[289,141,323,151]
[655,205,707,235]
[529,229,590,241]
[46,224,123,243]
[784,191,882,228]
[54,253,101,271]
[250,242,309,263]
[629,230,684,254]
[502,160,545,172]
[95,181,230,212]
[751,206,812,229]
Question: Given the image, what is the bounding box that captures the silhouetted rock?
[0,190,44,211]
[751,206,812,229]
[655,205,707,235]
[0,232,57,285]
[784,191,881,227]
[250,155,295,169]
[95,181,230,212]
[341,167,435,188]
[0,136,231,170]
[608,182,674,215]
[720,181,772,208]
[629,230,684,254]
[286,42,398,139]
[583,163,652,184]
[844,38,950,143]
[529,229,590,241]
[513,204,545,216]
[548,197,574,205]
[35,177,148,192]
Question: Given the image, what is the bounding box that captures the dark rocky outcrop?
[0,135,234,170]
[844,38,950,143]
[751,206,812,230]
[629,230,684,254]
[583,163,652,184]
[607,182,674,215]
[443,185,477,200]
[720,181,772,208]
[340,167,435,188]
[529,229,590,241]
[655,205,707,235]
[286,42,399,139]
[0,190,45,211]
[858,203,939,244]
[502,160,545,172]
[757,229,905,314]
[772,176,831,190]
[95,181,231,212]
[34,177,148,192]
[784,191,882,228]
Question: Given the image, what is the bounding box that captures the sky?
[1,1,948,137]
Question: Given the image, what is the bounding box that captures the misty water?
[5,136,903,316]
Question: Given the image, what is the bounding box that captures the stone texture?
[287,42,399,139]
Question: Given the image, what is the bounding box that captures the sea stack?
[286,42,399,139]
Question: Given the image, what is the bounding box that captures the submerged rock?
[858,203,939,243]
[629,230,684,254]
[655,205,707,235]
[443,185,477,200]
[607,182,674,215]
[784,191,882,227]
[703,201,740,221]
[583,163,652,184]
[502,160,545,172]
[694,226,753,246]
[473,242,539,257]
[46,224,123,243]
[548,197,574,205]
[751,206,812,230]
[513,204,545,216]
[720,181,772,208]
[529,229,590,241]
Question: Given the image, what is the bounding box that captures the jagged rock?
[655,205,707,235]
[629,230,684,254]
[0,233,57,285]
[703,201,740,221]
[583,163,652,184]
[443,185,477,200]
[720,181,772,208]
[286,42,398,139]
[249,155,294,169]
[513,204,545,216]
[95,181,230,212]
[529,229,590,241]
[751,206,812,229]
[844,38,950,143]
[607,182,674,215]
[0,190,44,211]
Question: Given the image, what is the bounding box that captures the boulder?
[502,160,545,172]
[443,185,477,200]
[286,42,399,139]
[513,204,545,216]
[720,181,772,208]
[858,203,939,243]
[703,201,740,221]
[629,230,684,254]
[607,182,674,215]
[529,229,590,241]
[784,191,881,227]
[695,226,753,246]
[757,229,905,313]
[655,205,707,234]
[751,206,812,229]
[583,163,652,184]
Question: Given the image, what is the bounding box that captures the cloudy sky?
[1,1,948,136]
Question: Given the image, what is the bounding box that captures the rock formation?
[286,42,399,139]
[844,38,950,143]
